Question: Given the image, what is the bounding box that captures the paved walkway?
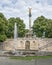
[0,57,52,65]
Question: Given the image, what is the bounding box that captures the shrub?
[0,34,7,42]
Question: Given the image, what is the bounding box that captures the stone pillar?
[29,8,32,31]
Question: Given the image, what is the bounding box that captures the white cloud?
[0,0,52,28]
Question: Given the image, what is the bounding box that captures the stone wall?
[37,38,52,52]
[0,42,3,50]
[2,38,52,52]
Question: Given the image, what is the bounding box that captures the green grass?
[10,56,52,60]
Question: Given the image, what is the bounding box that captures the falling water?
[14,22,17,39]
[14,22,17,51]
[42,31,45,38]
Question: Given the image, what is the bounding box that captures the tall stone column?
[25,8,32,38]
[29,8,32,31]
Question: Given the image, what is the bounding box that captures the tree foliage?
[0,13,26,42]
[0,13,52,42]
[7,17,25,38]
[0,13,8,42]
[32,16,52,38]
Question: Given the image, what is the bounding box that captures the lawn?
[10,56,52,60]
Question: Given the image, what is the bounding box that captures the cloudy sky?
[0,0,52,28]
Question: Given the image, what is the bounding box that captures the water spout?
[14,22,17,39]
[42,31,45,38]
[13,22,17,51]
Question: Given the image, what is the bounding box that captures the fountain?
[13,22,17,52]
[3,23,18,56]
[42,31,45,38]
[14,22,17,39]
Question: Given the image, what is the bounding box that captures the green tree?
[32,16,47,37]
[16,18,25,37]
[45,19,52,38]
[6,17,16,38]
[0,13,8,42]
[7,17,25,38]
